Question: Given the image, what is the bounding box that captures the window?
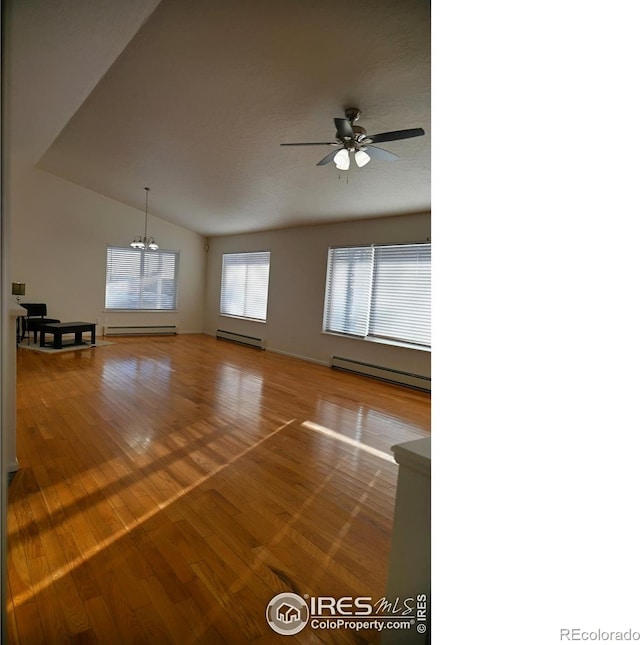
[323,243,430,348]
[220,251,271,321]
[105,247,179,310]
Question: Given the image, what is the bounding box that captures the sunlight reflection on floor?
[11,418,296,608]
[300,420,397,463]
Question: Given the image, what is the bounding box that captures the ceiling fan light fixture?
[355,150,371,168]
[334,148,350,171]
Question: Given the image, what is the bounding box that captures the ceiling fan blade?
[280,142,335,146]
[316,149,341,166]
[364,145,400,162]
[334,118,354,139]
[368,128,425,144]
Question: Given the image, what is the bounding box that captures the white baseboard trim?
[267,348,330,367]
[7,460,19,473]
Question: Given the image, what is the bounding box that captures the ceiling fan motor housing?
[337,124,367,142]
[345,107,361,122]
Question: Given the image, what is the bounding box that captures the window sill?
[103,309,178,313]
[322,331,430,353]
[220,314,267,324]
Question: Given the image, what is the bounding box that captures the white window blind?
[220,251,271,321]
[323,243,430,348]
[323,246,373,337]
[105,247,178,310]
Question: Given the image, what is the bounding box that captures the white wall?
[205,212,430,378]
[9,163,206,333]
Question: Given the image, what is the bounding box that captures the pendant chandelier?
[130,187,159,250]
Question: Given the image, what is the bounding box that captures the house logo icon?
[277,602,301,624]
[266,592,309,635]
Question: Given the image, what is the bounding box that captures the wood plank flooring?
[6,334,430,644]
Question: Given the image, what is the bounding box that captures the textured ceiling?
[18,0,430,236]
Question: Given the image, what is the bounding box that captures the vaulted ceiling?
[7,0,430,236]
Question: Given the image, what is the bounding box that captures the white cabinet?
[382,437,430,644]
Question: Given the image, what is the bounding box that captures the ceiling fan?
[280,108,425,170]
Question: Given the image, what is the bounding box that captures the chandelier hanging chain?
[131,186,158,250]
[144,187,149,241]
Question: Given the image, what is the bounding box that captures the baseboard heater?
[331,356,430,392]
[103,325,177,337]
[216,329,265,350]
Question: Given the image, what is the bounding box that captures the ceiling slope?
[30,0,430,236]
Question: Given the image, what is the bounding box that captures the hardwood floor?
[6,335,430,644]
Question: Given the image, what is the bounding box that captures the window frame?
[105,246,180,312]
[322,241,430,350]
[219,250,271,322]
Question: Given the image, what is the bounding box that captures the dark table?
[40,322,96,349]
